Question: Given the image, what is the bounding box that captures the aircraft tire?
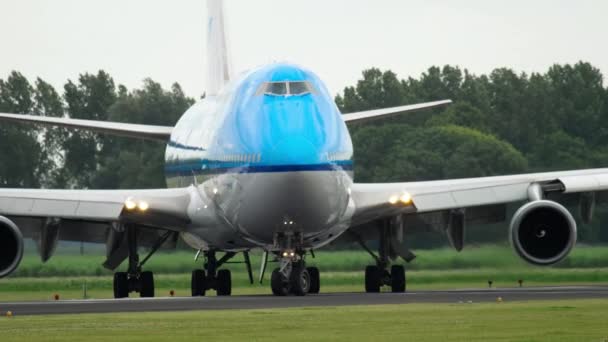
[271,268,288,296]
[365,265,382,293]
[216,269,232,296]
[191,270,206,296]
[307,267,320,294]
[289,264,310,296]
[113,272,129,298]
[140,271,155,298]
[390,265,406,293]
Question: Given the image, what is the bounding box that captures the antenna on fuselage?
[205,0,232,97]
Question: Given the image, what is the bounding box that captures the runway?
[1,286,606,316]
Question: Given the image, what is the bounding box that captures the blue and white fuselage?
[166,63,355,251]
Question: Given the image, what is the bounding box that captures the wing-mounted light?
[123,197,149,213]
[388,191,413,206]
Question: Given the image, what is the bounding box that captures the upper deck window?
[257,81,314,96]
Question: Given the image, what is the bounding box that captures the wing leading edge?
[341,100,452,123]
[0,112,173,141]
[0,187,192,229]
[351,168,608,226]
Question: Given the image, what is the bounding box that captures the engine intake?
[510,200,576,266]
[0,216,24,278]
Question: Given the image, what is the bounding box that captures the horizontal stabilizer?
[0,112,173,141]
[342,99,452,123]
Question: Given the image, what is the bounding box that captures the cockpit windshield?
[257,81,314,96]
[266,82,287,95]
[288,81,312,95]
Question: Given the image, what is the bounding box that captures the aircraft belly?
[233,170,353,247]
[179,170,353,250]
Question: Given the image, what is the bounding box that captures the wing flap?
[0,112,173,141]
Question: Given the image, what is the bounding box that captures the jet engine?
[509,200,576,266]
[0,216,24,278]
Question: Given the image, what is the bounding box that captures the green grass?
[1,299,607,341]
[2,267,608,301]
[3,245,608,301]
[12,244,608,277]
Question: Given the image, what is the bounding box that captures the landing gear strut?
[191,250,252,296]
[113,225,172,298]
[357,220,408,293]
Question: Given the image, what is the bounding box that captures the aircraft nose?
[269,136,319,165]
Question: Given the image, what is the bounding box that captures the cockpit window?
[257,81,314,96]
[288,81,312,95]
[266,82,287,95]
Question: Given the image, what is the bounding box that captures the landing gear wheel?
[140,271,155,298]
[271,268,289,296]
[365,265,382,293]
[216,269,232,296]
[290,264,310,296]
[390,265,406,293]
[307,267,320,294]
[191,270,206,296]
[113,272,129,298]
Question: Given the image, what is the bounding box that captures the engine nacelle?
[0,216,24,278]
[510,200,577,266]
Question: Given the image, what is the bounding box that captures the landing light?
[138,201,149,212]
[388,192,413,206]
[282,250,296,258]
[400,192,412,205]
[124,198,137,210]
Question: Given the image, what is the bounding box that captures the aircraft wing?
[342,100,452,123]
[350,168,608,226]
[0,186,194,270]
[0,187,192,228]
[0,112,173,141]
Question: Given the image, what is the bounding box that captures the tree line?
[2,62,608,243]
[0,71,193,189]
[336,62,608,244]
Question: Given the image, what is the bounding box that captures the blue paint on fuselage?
[165,63,353,183]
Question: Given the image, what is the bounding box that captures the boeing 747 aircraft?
[0,0,606,297]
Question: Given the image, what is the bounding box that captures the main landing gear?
[191,250,254,296]
[269,250,320,296]
[113,225,173,298]
[355,220,410,293]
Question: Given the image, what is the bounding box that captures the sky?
[1,0,607,98]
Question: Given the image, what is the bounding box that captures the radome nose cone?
[270,136,318,164]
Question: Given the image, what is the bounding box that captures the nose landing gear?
[270,250,320,296]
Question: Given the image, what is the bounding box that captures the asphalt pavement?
[1,286,606,316]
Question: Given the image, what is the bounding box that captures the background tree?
[0,72,43,187]
[62,71,116,188]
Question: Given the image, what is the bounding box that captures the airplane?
[0,0,606,298]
